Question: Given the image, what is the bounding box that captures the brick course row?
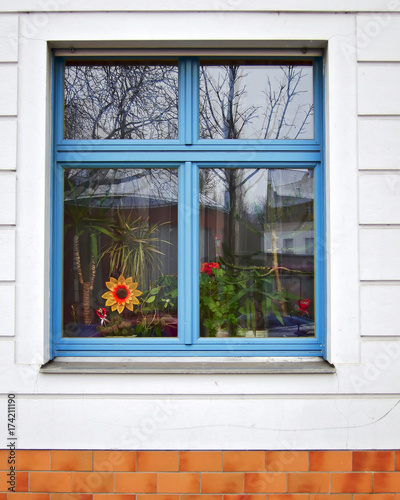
[1,451,399,496]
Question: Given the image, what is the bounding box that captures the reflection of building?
[200,168,315,310]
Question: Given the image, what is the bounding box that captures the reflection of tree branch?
[294,104,314,139]
[64,64,179,140]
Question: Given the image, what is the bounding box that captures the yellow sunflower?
[102,275,142,314]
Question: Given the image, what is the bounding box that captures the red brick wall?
[1,451,400,497]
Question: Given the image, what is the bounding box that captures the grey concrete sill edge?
[40,358,335,374]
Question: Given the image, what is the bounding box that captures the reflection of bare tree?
[199,64,313,140]
[64,64,179,140]
[200,65,259,139]
[262,66,314,139]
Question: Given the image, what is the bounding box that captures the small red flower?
[96,308,107,319]
[297,299,311,316]
[201,262,220,275]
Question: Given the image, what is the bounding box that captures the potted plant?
[199,262,239,337]
[200,261,287,338]
[98,208,169,289]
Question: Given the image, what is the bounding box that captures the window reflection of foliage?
[64,64,179,140]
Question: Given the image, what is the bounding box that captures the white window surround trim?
[15,11,359,367]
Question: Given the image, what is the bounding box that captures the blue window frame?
[51,55,325,357]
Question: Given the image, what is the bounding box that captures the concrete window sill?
[40,357,335,374]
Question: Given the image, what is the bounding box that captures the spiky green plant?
[99,209,170,288]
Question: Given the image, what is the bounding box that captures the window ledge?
[40,357,335,374]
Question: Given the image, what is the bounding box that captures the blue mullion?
[53,57,65,145]
[51,163,65,357]
[54,348,322,357]
[181,58,198,145]
[56,141,322,152]
[178,162,199,345]
[55,151,322,164]
[314,164,326,356]
[313,57,324,147]
[54,344,322,356]
[54,337,322,353]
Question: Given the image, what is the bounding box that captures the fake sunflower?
[102,275,142,314]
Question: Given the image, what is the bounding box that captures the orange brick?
[396,451,400,471]
[158,473,200,494]
[71,472,113,493]
[115,473,157,493]
[266,452,308,472]
[51,495,92,500]
[223,452,265,472]
[51,451,93,472]
[137,452,178,472]
[137,496,178,500]
[244,473,286,494]
[0,451,7,470]
[311,496,352,500]
[95,496,135,500]
[354,495,396,500]
[309,451,352,472]
[224,496,266,500]
[0,471,29,492]
[180,452,222,472]
[288,473,329,493]
[16,451,50,471]
[93,451,135,472]
[202,473,244,494]
[8,495,50,500]
[0,493,6,500]
[270,496,309,500]
[331,473,373,493]
[30,472,71,493]
[182,496,222,500]
[374,473,400,493]
[353,452,395,472]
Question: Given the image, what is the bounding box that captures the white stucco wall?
[0,2,399,450]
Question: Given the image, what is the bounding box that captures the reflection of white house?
[263,222,314,255]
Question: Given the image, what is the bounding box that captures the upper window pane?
[64,61,179,140]
[199,61,314,140]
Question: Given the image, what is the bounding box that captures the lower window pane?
[199,168,315,338]
[62,168,178,338]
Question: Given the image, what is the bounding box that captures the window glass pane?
[199,168,315,338]
[199,62,314,140]
[64,62,179,140]
[63,168,178,338]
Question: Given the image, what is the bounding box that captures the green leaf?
[135,324,144,334]
[146,295,156,303]
[150,287,161,295]
[271,304,284,325]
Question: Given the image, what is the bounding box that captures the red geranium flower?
[200,262,220,276]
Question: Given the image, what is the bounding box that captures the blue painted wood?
[52,54,325,358]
